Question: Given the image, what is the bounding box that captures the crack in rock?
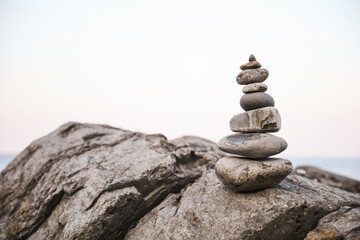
[0,123,220,240]
[2,123,358,240]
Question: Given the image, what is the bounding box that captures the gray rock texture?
[230,106,281,133]
[236,68,269,85]
[295,166,360,193]
[125,171,360,240]
[0,122,225,240]
[1,122,359,240]
[240,61,261,70]
[215,157,293,191]
[218,133,287,158]
[242,82,268,93]
[305,206,360,240]
[240,92,275,111]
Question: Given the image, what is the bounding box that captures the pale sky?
[1,0,360,158]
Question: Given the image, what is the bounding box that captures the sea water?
[1,155,359,181]
[0,155,15,172]
[290,157,360,180]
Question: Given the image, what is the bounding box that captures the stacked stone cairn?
[215,54,293,192]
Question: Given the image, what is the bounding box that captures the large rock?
[305,206,360,240]
[1,122,359,240]
[125,171,360,240]
[295,166,360,193]
[230,106,281,133]
[0,122,225,240]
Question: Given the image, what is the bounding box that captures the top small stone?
[240,54,262,70]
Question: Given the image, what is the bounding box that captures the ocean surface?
[1,155,359,181]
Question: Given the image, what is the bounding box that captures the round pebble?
[217,133,287,159]
[236,68,269,85]
[240,92,274,111]
[215,157,293,192]
[242,83,268,93]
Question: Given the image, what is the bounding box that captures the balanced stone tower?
[215,54,293,192]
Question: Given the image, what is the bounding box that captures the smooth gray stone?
[218,133,287,158]
[242,83,268,93]
[230,107,281,133]
[215,157,293,192]
[240,92,275,111]
[236,68,269,85]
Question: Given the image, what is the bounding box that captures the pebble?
[215,157,293,192]
[230,107,281,133]
[236,68,269,85]
[242,83,268,93]
[249,54,256,62]
[218,133,287,158]
[240,92,275,111]
[240,61,262,70]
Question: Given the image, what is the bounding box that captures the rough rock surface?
[305,206,360,240]
[0,122,225,240]
[126,171,360,240]
[236,68,269,85]
[215,157,293,191]
[230,106,281,133]
[1,122,360,240]
[218,133,287,158]
[295,166,360,193]
[242,82,268,93]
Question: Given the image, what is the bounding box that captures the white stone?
[230,107,281,133]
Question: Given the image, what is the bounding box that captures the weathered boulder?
[1,122,359,240]
[305,206,360,240]
[0,122,225,240]
[126,171,360,240]
[295,165,360,193]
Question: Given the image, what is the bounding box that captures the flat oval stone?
[240,61,261,70]
[236,68,269,85]
[230,107,281,133]
[217,133,287,158]
[240,92,274,111]
[215,157,293,192]
[242,83,268,93]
